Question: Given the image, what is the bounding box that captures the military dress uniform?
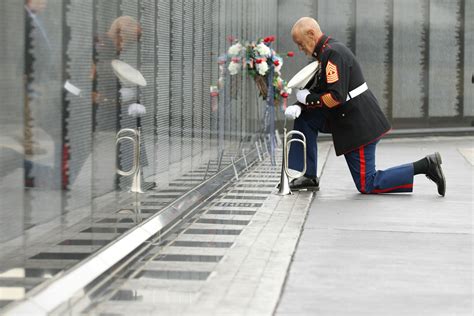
[288,34,415,193]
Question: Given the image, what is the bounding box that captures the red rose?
[273,60,280,66]
[263,35,275,43]
[287,51,295,57]
[256,58,263,64]
[281,92,289,98]
[231,57,240,63]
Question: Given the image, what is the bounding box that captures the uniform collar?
[312,34,329,60]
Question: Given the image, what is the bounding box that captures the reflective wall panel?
[278,0,473,126]
[0,1,25,243]
[0,0,471,280]
[65,0,93,212]
[392,0,425,118]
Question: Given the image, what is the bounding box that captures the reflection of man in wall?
[92,16,142,107]
[91,15,151,191]
[24,0,51,50]
[24,0,50,187]
[107,16,142,55]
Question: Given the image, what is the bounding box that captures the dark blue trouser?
[344,141,414,193]
[289,109,414,193]
[288,109,326,178]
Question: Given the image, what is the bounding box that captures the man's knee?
[352,173,376,194]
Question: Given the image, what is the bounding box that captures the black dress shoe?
[425,152,446,196]
[289,176,320,191]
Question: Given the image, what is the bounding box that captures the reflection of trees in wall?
[315,0,469,124]
[384,0,394,120]
[64,0,94,210]
[139,0,158,180]
[428,0,463,118]
[420,0,430,119]
[356,0,391,116]
[24,6,36,157]
[455,0,465,118]
[346,0,356,54]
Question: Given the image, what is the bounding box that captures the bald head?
[291,17,322,56]
[291,17,321,36]
[107,16,142,52]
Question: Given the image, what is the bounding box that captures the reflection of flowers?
[228,42,242,56]
[226,42,244,76]
[228,61,240,75]
[210,85,219,112]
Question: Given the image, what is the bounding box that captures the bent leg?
[344,141,414,194]
[288,109,327,178]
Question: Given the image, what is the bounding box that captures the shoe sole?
[291,186,320,192]
[434,152,446,196]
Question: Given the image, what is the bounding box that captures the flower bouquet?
[212,35,294,110]
[245,36,293,109]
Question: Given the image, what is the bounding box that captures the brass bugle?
[116,128,144,193]
[277,128,307,195]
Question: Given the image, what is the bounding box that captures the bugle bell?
[277,128,307,195]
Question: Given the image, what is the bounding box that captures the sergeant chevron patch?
[322,93,340,108]
[326,60,339,84]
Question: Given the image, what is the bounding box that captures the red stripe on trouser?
[371,184,413,193]
[359,147,366,193]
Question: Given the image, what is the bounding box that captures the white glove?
[285,105,302,120]
[296,89,310,104]
[120,87,136,102]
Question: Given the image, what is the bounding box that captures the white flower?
[255,43,271,57]
[228,61,240,75]
[228,43,242,56]
[256,61,269,76]
[286,87,293,95]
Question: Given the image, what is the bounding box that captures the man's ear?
[305,29,316,40]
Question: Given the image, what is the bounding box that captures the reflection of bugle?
[116,128,144,193]
[277,128,307,195]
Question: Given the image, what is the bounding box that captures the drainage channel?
[2,143,268,315]
[0,173,211,310]
[60,153,281,315]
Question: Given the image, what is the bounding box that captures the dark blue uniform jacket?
[297,34,391,156]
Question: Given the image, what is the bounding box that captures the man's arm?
[300,50,350,109]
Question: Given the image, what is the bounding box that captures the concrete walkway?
[277,137,473,316]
